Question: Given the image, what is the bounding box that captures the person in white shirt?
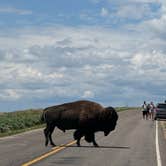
[142,101,148,120]
[149,102,155,120]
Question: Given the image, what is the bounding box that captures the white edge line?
[156,121,162,166]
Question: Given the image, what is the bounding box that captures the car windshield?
[157,104,166,108]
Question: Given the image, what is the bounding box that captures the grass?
[116,107,140,112]
[163,121,166,129]
[0,107,139,137]
[0,109,44,137]
[0,124,45,137]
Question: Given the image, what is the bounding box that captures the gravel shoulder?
[160,121,166,140]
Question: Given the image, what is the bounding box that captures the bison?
[41,100,118,147]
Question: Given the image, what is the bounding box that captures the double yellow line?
[22,140,77,166]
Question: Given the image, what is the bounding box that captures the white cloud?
[146,14,166,37]
[82,90,95,98]
[116,4,152,20]
[100,7,109,17]
[0,21,166,110]
[108,0,159,3]
[0,0,166,111]
[0,7,32,15]
[0,89,21,101]
[130,51,166,73]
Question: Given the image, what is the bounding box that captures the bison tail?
[41,109,47,123]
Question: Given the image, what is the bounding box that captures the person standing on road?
[146,103,151,120]
[148,103,152,120]
[150,102,155,120]
[142,101,148,120]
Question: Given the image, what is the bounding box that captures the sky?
[0,0,166,111]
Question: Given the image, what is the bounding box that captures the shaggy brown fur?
[41,100,118,147]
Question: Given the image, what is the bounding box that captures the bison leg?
[91,133,99,147]
[48,124,56,146]
[93,140,99,147]
[44,123,56,147]
[44,125,49,146]
[73,130,83,147]
[85,132,99,147]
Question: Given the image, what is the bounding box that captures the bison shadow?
[56,145,130,149]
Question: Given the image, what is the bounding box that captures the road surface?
[0,109,165,166]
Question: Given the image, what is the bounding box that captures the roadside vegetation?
[0,109,44,137]
[163,121,166,130]
[0,106,139,137]
[116,107,140,112]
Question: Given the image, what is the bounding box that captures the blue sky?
[0,0,161,27]
[0,0,166,111]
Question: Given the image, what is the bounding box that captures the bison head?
[102,107,118,136]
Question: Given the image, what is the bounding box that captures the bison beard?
[41,100,118,147]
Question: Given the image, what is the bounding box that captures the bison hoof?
[76,142,80,147]
[94,143,99,147]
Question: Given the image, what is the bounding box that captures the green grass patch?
[0,124,45,137]
[0,109,44,137]
[116,107,140,112]
[163,122,166,129]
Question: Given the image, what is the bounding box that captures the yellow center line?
[21,140,77,166]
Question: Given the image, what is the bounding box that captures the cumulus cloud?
[96,0,162,25]
[1,3,166,111]
[0,89,21,101]
[144,14,166,40]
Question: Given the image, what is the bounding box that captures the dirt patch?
[160,121,166,140]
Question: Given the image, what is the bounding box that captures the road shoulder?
[160,121,166,140]
[159,121,166,165]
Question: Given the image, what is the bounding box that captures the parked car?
[154,103,166,120]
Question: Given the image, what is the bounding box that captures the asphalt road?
[0,109,165,166]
